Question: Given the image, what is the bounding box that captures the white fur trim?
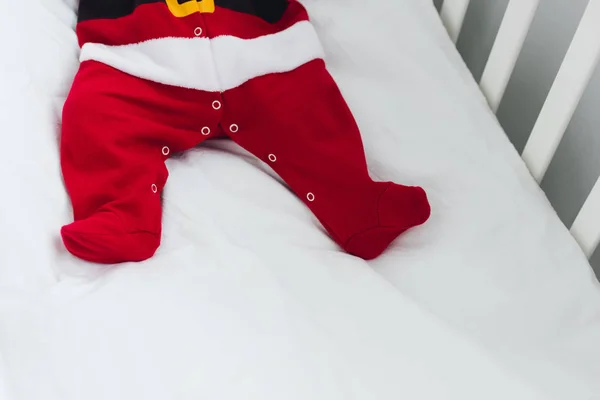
[79,21,325,91]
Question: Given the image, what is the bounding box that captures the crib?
[440,0,600,260]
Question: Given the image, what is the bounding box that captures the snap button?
[201,126,211,136]
[194,27,203,36]
[212,100,222,110]
[268,154,276,162]
[151,184,158,193]
[162,146,170,156]
[306,192,315,202]
[229,124,239,133]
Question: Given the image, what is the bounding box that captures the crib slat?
[440,0,471,43]
[479,0,540,112]
[521,0,600,182]
[571,177,600,258]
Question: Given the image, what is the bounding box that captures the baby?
[60,0,431,263]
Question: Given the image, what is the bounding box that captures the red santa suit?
[61,0,431,264]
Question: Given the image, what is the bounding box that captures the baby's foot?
[61,211,160,264]
[345,183,430,259]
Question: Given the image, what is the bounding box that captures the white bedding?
[1,0,599,399]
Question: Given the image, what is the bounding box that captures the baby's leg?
[60,62,219,263]
[222,59,430,259]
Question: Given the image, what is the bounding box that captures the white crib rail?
[440,0,470,43]
[522,0,600,182]
[438,0,600,259]
[571,178,600,258]
[479,0,540,112]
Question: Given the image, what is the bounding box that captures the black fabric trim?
[77,0,288,23]
[78,0,157,22]
[249,0,289,23]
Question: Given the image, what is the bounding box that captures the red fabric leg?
[222,60,430,259]
[60,61,222,263]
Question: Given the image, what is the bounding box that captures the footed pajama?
[61,0,431,263]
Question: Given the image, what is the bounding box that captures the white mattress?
[1,0,599,399]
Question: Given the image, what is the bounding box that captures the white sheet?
[0,0,598,399]
[329,3,600,398]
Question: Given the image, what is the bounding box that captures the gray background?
[435,0,600,276]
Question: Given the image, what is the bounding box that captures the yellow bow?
[165,0,215,17]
